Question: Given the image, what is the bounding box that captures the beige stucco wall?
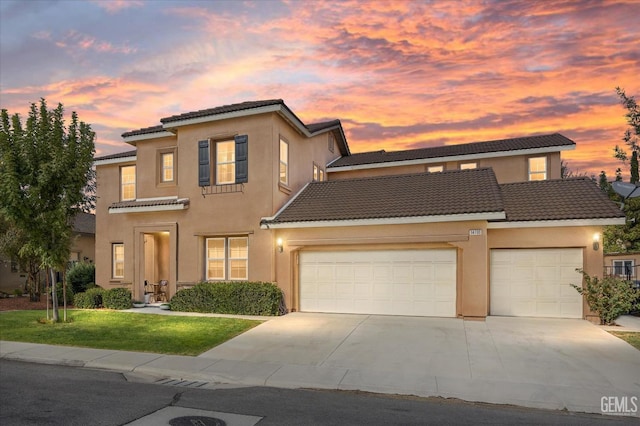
[94,112,341,299]
[328,152,563,184]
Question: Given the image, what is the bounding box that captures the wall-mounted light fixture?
[593,233,600,251]
[276,238,283,253]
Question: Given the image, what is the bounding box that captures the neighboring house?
[94,99,625,321]
[0,212,95,293]
[604,252,640,282]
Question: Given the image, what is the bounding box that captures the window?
[280,139,289,185]
[217,141,236,184]
[528,157,547,181]
[228,237,248,280]
[428,165,443,173]
[198,135,248,187]
[319,169,325,181]
[328,133,335,153]
[460,163,477,170]
[206,238,225,280]
[112,243,124,279]
[120,165,136,201]
[206,237,248,281]
[613,260,634,278]
[161,152,174,182]
[313,164,319,181]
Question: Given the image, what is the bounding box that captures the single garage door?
[299,249,456,317]
[490,248,583,318]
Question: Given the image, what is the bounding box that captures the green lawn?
[0,310,261,356]
[609,331,640,350]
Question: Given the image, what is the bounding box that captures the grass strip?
[0,310,261,356]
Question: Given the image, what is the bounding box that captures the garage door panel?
[300,249,456,317]
[490,249,583,319]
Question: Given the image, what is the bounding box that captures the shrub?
[74,287,104,309]
[55,282,74,306]
[571,269,640,325]
[67,262,96,294]
[170,281,285,316]
[102,287,132,310]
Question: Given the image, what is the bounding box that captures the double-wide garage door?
[490,248,583,318]
[299,249,456,317]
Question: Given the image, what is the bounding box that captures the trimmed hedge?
[74,287,104,309]
[170,281,285,316]
[102,287,132,310]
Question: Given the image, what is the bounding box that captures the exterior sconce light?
[593,233,600,251]
[277,238,283,253]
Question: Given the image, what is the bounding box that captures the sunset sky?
[1,0,639,179]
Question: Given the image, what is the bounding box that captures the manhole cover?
[169,416,227,426]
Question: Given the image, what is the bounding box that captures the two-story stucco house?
[94,99,625,321]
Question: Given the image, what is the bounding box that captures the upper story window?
[161,152,174,183]
[528,156,547,181]
[120,165,136,201]
[112,243,124,279]
[312,164,326,182]
[428,165,444,173]
[198,135,248,187]
[217,141,236,184]
[460,162,477,170]
[280,138,289,185]
[328,133,335,153]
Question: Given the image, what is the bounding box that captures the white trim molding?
[261,211,506,229]
[327,145,575,173]
[94,155,137,166]
[487,218,626,229]
[123,131,176,144]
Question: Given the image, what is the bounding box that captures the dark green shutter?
[198,140,210,186]
[235,134,248,183]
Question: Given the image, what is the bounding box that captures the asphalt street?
[1,359,636,426]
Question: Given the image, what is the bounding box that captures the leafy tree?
[0,211,41,298]
[0,99,95,321]
[604,89,640,254]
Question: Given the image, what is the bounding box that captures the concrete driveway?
[199,313,640,416]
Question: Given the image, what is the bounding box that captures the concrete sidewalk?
[1,311,639,417]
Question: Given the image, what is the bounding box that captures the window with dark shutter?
[235,134,248,183]
[198,139,210,187]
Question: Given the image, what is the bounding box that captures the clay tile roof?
[160,99,285,124]
[329,133,575,168]
[94,149,137,161]
[306,119,341,133]
[121,125,167,138]
[109,198,189,210]
[72,212,95,235]
[497,178,624,222]
[264,168,504,225]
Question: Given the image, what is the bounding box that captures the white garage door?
[490,248,583,318]
[299,249,456,317]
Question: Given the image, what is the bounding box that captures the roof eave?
[261,211,506,229]
[328,144,575,172]
[122,130,176,145]
[487,217,626,228]
[94,155,137,166]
